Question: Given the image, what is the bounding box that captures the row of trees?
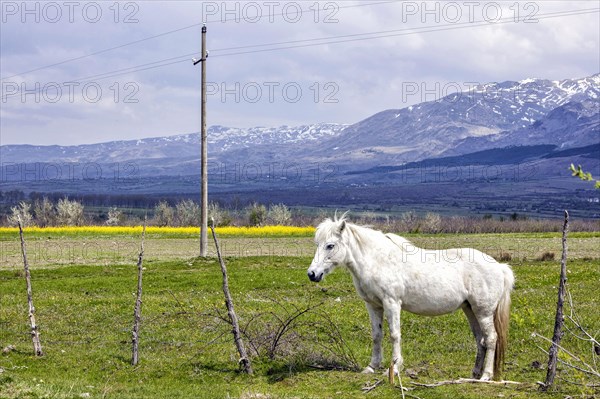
[4,197,293,227]
[152,200,292,227]
[5,196,599,232]
[7,198,85,227]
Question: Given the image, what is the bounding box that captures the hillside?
[1,73,598,217]
[2,74,598,176]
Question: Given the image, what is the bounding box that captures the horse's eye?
[325,243,335,251]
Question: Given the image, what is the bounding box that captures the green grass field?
[1,233,599,398]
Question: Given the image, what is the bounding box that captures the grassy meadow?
[0,229,599,398]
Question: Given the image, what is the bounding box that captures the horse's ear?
[338,220,346,235]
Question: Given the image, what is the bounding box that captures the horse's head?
[307,216,349,283]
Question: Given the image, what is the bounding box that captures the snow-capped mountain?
[208,124,348,152]
[444,97,599,156]
[310,73,599,165]
[1,74,598,179]
[0,123,348,164]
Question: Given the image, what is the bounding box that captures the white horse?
[307,214,514,381]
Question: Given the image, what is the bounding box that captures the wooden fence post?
[131,222,147,366]
[17,218,43,357]
[210,220,253,374]
[542,210,569,390]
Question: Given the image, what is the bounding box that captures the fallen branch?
[17,218,43,357]
[395,391,423,399]
[266,297,321,360]
[362,379,384,393]
[389,359,407,399]
[398,372,406,399]
[411,378,521,388]
[210,219,253,375]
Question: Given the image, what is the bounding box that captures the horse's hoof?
[361,366,376,374]
[480,373,492,381]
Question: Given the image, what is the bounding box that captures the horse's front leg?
[384,299,402,376]
[362,302,384,373]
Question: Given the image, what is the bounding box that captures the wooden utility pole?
[194,23,208,256]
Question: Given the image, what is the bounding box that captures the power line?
[0,1,399,81]
[0,23,202,81]
[3,6,597,84]
[2,7,598,101]
[210,8,600,58]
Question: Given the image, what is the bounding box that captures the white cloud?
[1,0,598,145]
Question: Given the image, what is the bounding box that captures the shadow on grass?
[189,355,358,385]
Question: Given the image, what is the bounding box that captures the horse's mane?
[314,213,347,243]
[315,213,414,252]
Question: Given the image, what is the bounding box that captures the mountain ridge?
[1,73,598,178]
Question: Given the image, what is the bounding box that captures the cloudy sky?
[1,0,598,146]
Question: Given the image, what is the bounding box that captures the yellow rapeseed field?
[0,225,315,237]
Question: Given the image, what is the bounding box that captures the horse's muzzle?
[307,271,323,282]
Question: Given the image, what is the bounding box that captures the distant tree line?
[1,195,294,228]
[1,190,598,232]
[1,190,185,209]
[146,201,292,227]
[6,198,85,227]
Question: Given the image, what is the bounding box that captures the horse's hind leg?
[383,299,402,376]
[462,302,485,379]
[475,312,497,381]
[362,302,384,373]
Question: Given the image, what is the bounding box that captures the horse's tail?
[493,264,515,380]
